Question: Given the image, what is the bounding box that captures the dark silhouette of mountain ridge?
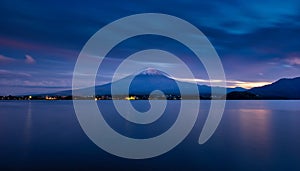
[26,69,300,100]
[248,77,300,99]
[56,68,244,97]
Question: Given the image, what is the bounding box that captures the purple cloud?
[25,54,36,64]
[0,54,16,63]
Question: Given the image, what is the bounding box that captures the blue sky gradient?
[0,0,300,95]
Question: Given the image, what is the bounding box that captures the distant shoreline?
[1,95,299,101]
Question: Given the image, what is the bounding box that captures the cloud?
[0,54,16,63]
[0,0,300,95]
[25,54,36,64]
[174,77,272,89]
[0,37,78,60]
[0,69,31,77]
[286,57,300,65]
[1,53,37,65]
[227,81,272,89]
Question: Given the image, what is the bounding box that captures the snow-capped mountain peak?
[139,68,170,77]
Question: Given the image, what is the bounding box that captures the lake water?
[0,100,299,170]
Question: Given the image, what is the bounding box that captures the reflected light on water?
[24,102,32,145]
[0,101,299,170]
[237,109,272,156]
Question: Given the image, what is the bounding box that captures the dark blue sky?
[0,0,300,95]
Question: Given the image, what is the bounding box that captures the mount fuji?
[54,68,244,97]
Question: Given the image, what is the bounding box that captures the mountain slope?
[55,68,244,97]
[248,77,300,99]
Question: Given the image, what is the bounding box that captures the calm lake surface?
[0,100,299,170]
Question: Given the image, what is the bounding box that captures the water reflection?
[0,101,299,170]
[24,102,32,145]
[237,108,272,157]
